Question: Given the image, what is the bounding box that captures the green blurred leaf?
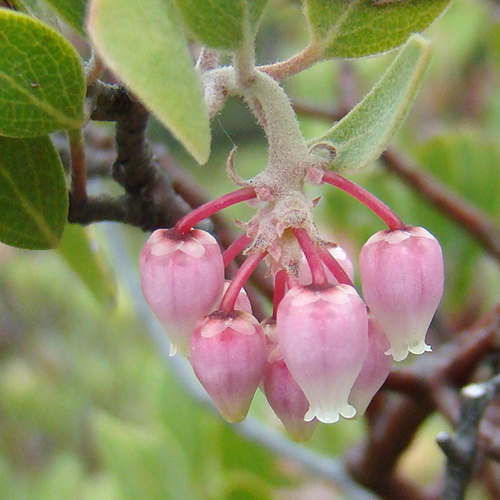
[57,225,117,307]
[38,454,85,499]
[304,0,450,59]
[0,136,68,250]
[44,0,87,37]
[217,424,286,487]
[93,411,197,500]
[17,0,61,30]
[172,0,268,49]
[310,34,431,172]
[414,128,500,308]
[88,0,211,164]
[416,130,500,215]
[220,470,274,500]
[0,10,85,137]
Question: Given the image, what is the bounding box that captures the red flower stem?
[321,171,404,231]
[175,187,257,235]
[272,269,287,319]
[222,233,253,268]
[220,251,268,313]
[318,246,354,287]
[293,228,328,286]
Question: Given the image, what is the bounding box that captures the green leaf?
[0,10,85,137]
[57,225,117,307]
[310,34,431,173]
[88,0,211,164]
[0,136,68,250]
[17,0,62,30]
[92,411,197,500]
[416,130,500,216]
[171,0,268,50]
[304,0,451,59]
[43,0,88,37]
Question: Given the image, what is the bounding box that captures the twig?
[68,129,87,204]
[437,374,500,500]
[348,306,500,499]
[69,84,191,230]
[347,395,434,500]
[258,42,322,80]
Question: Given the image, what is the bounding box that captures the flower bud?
[263,344,318,441]
[140,229,224,357]
[222,281,252,314]
[298,245,354,286]
[359,226,444,362]
[348,317,392,416]
[190,311,267,423]
[277,284,368,424]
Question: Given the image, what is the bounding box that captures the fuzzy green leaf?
[58,225,117,307]
[88,0,211,164]
[92,412,196,500]
[304,0,451,59]
[43,0,87,37]
[172,0,268,49]
[0,10,85,137]
[310,35,431,172]
[0,136,68,250]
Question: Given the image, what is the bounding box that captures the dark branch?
[87,81,133,122]
[68,83,191,231]
[437,374,500,500]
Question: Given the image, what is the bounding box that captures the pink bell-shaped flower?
[140,228,224,357]
[348,317,392,416]
[277,284,369,424]
[359,226,444,362]
[263,343,318,441]
[190,310,268,423]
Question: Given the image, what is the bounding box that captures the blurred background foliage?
[2,0,500,498]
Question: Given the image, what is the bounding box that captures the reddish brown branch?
[347,305,500,499]
[381,149,500,264]
[68,130,87,204]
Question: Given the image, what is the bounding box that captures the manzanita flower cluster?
[140,153,444,441]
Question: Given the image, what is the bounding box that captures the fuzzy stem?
[220,251,267,313]
[237,71,309,181]
[233,35,256,87]
[175,187,256,234]
[223,233,253,268]
[259,42,322,81]
[272,269,287,319]
[321,171,404,231]
[68,129,87,204]
[318,246,354,287]
[196,47,219,72]
[293,228,328,286]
